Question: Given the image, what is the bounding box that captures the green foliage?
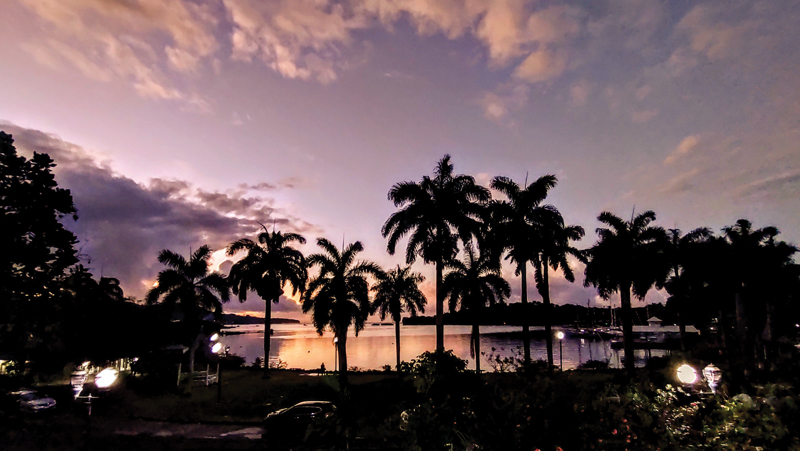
[585,381,800,451]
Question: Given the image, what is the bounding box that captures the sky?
[2,0,799,319]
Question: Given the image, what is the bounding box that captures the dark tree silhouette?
[663,227,712,351]
[535,221,585,367]
[721,220,798,363]
[371,265,427,371]
[227,227,307,377]
[383,155,490,353]
[1,131,79,362]
[147,246,230,375]
[302,238,382,382]
[442,243,510,373]
[583,211,669,373]
[490,174,560,364]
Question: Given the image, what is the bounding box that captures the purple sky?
[2,0,798,319]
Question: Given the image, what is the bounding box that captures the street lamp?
[556,331,565,370]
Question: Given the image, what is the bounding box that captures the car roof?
[292,401,332,406]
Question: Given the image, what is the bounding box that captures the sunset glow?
[1,0,798,317]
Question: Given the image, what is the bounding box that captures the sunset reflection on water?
[221,324,658,371]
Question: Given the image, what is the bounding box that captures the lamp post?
[333,337,338,373]
[556,331,565,370]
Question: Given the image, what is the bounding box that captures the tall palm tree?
[383,155,490,353]
[534,221,585,367]
[371,265,427,371]
[663,227,712,351]
[490,174,560,364]
[226,227,307,377]
[583,211,668,373]
[720,219,798,361]
[147,245,230,375]
[302,238,382,382]
[442,243,510,373]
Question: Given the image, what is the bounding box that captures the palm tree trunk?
[542,256,554,367]
[620,283,635,374]
[337,330,348,384]
[472,323,481,373]
[435,259,444,354]
[263,297,273,378]
[520,262,531,364]
[395,319,402,371]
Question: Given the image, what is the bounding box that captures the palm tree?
[227,227,307,377]
[663,227,712,351]
[147,245,230,375]
[383,155,490,353]
[534,221,585,367]
[720,219,798,361]
[371,265,427,371]
[442,243,510,373]
[302,238,382,382]
[583,211,668,373]
[490,174,560,364]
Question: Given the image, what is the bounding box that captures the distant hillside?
[221,313,300,325]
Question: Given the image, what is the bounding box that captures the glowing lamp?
[676,364,697,384]
[702,364,722,392]
[556,331,565,340]
[95,368,118,389]
[210,333,219,341]
[211,342,222,353]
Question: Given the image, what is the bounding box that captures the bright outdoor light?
[95,368,118,389]
[209,333,219,341]
[676,364,698,384]
[556,331,565,340]
[211,342,223,353]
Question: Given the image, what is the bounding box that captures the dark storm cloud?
[1,122,320,300]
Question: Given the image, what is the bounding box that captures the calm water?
[221,323,666,371]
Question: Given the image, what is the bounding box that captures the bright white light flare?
[211,342,222,353]
[95,368,118,388]
[210,333,219,341]
[556,331,565,340]
[676,364,698,384]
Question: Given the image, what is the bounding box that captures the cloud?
[675,4,754,61]
[569,80,591,106]
[658,168,701,194]
[512,46,568,84]
[736,170,800,199]
[664,135,700,165]
[1,122,320,304]
[631,109,658,124]
[479,83,530,122]
[17,0,216,106]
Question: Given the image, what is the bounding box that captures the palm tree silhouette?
[371,265,427,371]
[383,155,490,353]
[302,238,382,382]
[147,245,230,375]
[442,243,510,373]
[720,219,796,360]
[583,211,668,373]
[664,227,711,351]
[490,174,560,364]
[226,227,307,377]
[535,221,585,367]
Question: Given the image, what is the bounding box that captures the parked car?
[262,401,335,447]
[12,389,56,412]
